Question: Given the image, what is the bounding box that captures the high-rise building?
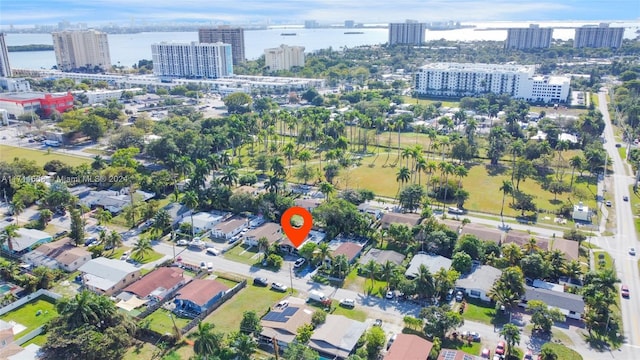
[414,63,570,103]
[264,45,305,72]
[151,42,233,79]
[198,26,245,65]
[574,23,624,48]
[51,30,111,72]
[388,21,427,45]
[0,33,11,77]
[505,24,553,49]
[345,20,355,28]
[304,20,319,29]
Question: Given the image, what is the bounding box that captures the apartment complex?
[264,44,305,71]
[388,21,427,45]
[0,33,11,77]
[151,42,233,79]
[414,62,570,103]
[505,24,553,49]
[51,30,111,72]
[198,26,245,65]
[574,23,624,48]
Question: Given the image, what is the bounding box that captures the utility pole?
[289,263,294,295]
[272,336,279,360]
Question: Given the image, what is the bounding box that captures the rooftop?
[380,212,421,229]
[331,242,364,262]
[523,286,585,314]
[405,253,452,278]
[79,257,139,291]
[124,267,185,298]
[261,297,314,344]
[358,248,405,266]
[309,315,368,359]
[213,216,247,233]
[245,222,282,244]
[456,265,501,292]
[175,279,229,307]
[10,228,52,252]
[384,333,433,360]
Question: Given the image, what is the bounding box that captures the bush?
[266,254,283,270]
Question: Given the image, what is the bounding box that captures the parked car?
[621,285,630,298]
[605,200,612,207]
[206,247,221,256]
[207,262,213,273]
[84,237,97,246]
[630,248,636,256]
[294,258,306,269]
[271,282,288,292]
[481,348,491,359]
[386,333,397,350]
[176,239,189,246]
[623,196,629,201]
[495,341,506,356]
[253,277,269,287]
[385,291,394,299]
[374,319,382,327]
[455,290,464,302]
[446,289,455,301]
[461,331,481,342]
[200,261,207,271]
[339,298,355,308]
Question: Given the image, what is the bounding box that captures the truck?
[308,290,331,305]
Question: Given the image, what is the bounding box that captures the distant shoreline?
[8,44,54,52]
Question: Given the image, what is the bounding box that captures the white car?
[206,247,221,256]
[340,299,355,308]
[271,282,288,292]
[176,239,188,246]
[385,291,394,299]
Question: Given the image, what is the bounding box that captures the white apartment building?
[0,78,31,92]
[264,44,305,71]
[151,42,233,79]
[574,23,624,48]
[414,63,570,104]
[52,30,111,72]
[505,24,553,49]
[0,33,11,77]
[388,21,427,45]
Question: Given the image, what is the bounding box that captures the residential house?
[521,286,585,320]
[79,189,156,214]
[405,253,452,278]
[23,240,91,271]
[380,213,421,229]
[2,228,52,254]
[0,320,22,359]
[180,212,225,234]
[210,216,247,240]
[173,279,229,318]
[358,248,405,268]
[308,315,368,359]
[244,222,282,247]
[123,267,187,302]
[548,238,579,261]
[330,242,364,264]
[78,257,141,296]
[443,220,503,244]
[572,202,592,223]
[163,202,193,228]
[455,265,502,302]
[259,297,314,349]
[294,198,322,212]
[357,203,383,220]
[384,333,433,360]
[437,349,483,360]
[280,229,326,254]
[502,231,550,251]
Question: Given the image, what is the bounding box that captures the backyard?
[0,297,59,336]
[143,308,191,336]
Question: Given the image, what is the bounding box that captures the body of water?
[5,21,639,70]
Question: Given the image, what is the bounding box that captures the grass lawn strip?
[145,308,190,336]
[0,145,90,167]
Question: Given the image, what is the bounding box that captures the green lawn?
[223,244,261,266]
[540,343,582,360]
[0,145,91,167]
[107,246,164,264]
[629,185,640,238]
[0,298,58,335]
[202,282,289,334]
[21,333,48,346]
[144,308,190,336]
[402,96,459,108]
[306,299,368,322]
[456,298,507,326]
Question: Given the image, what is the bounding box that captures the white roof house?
[309,315,368,359]
[78,257,140,296]
[405,253,452,278]
[180,212,225,234]
[456,265,502,302]
[572,202,591,222]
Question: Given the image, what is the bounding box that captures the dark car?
[84,237,97,246]
[253,277,269,287]
[623,196,629,201]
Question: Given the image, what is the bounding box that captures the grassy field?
[202,282,289,335]
[21,333,48,346]
[0,298,58,335]
[0,145,91,167]
[223,244,261,266]
[401,96,460,108]
[144,308,190,336]
[540,343,582,360]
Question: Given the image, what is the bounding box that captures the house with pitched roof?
[358,248,405,267]
[308,315,368,359]
[210,216,247,240]
[405,253,452,279]
[123,267,187,302]
[78,257,141,296]
[244,222,282,247]
[2,228,52,255]
[455,265,502,302]
[437,349,483,360]
[384,333,433,360]
[521,286,585,320]
[23,240,91,272]
[163,202,193,228]
[380,213,421,229]
[259,297,314,349]
[173,279,229,318]
[180,212,225,234]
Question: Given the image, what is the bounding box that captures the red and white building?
[0,92,74,117]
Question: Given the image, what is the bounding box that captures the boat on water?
[281,33,297,36]
[344,31,364,34]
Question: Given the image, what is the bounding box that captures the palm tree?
[56,290,112,328]
[230,332,256,360]
[318,182,335,200]
[94,208,112,225]
[509,139,525,182]
[501,243,523,267]
[105,231,122,254]
[132,237,153,261]
[182,191,198,239]
[569,155,585,191]
[298,149,312,166]
[499,180,514,226]
[363,260,379,290]
[380,260,395,292]
[258,237,270,260]
[523,237,540,255]
[539,347,559,360]
[314,242,331,270]
[39,209,53,227]
[395,166,411,197]
[283,142,296,168]
[500,323,521,358]
[9,200,24,225]
[1,224,19,252]
[188,321,223,358]
[414,264,434,299]
[415,157,427,185]
[562,260,583,280]
[270,156,287,179]
[153,209,172,236]
[220,167,239,188]
[91,155,106,170]
[454,165,468,188]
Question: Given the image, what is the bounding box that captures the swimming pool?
[0,284,12,294]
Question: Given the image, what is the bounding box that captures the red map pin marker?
[281,206,313,249]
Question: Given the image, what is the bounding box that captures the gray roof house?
[405,253,452,279]
[309,315,368,359]
[163,202,193,227]
[79,257,141,296]
[358,248,406,267]
[521,286,585,320]
[572,202,592,222]
[455,265,502,302]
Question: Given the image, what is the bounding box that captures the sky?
[1,0,639,26]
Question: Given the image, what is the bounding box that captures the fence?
[181,280,247,334]
[0,289,62,316]
[14,326,44,345]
